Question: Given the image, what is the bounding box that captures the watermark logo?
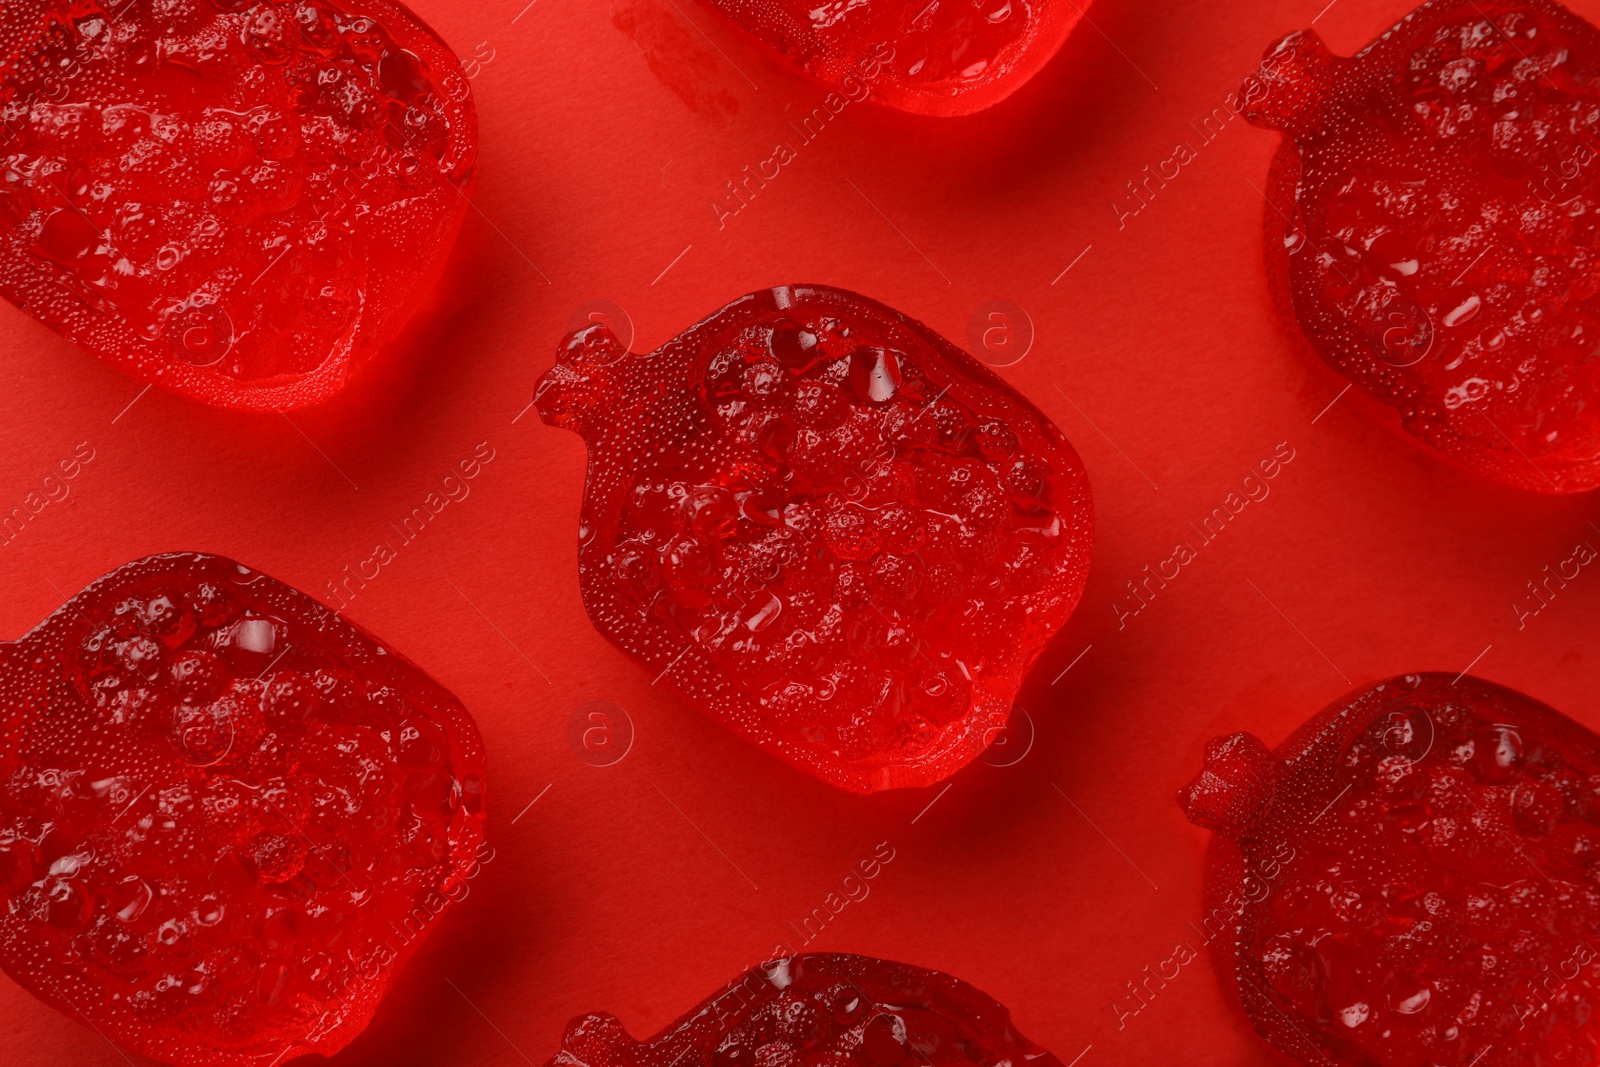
[567,700,634,767]
[567,301,635,354]
[980,708,1035,767]
[966,301,1033,368]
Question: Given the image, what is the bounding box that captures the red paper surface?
[2,1,1598,1064]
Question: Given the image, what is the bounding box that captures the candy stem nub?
[1178,732,1278,842]
[1238,30,1341,136]
[535,324,631,436]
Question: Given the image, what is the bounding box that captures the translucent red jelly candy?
[535,285,1092,793]
[547,953,1062,1067]
[1180,673,1600,1067]
[0,552,487,1066]
[700,0,1090,116]
[0,0,477,411]
[1241,0,1600,492]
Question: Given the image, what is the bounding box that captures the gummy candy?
[535,285,1092,793]
[1180,673,1600,1067]
[699,0,1090,116]
[0,552,487,1066]
[0,0,477,411]
[1241,0,1600,493]
[546,953,1062,1067]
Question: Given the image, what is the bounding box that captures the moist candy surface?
[0,0,476,410]
[1241,0,1600,492]
[535,285,1092,793]
[1181,673,1600,1067]
[0,552,488,1066]
[547,953,1062,1067]
[700,0,1088,116]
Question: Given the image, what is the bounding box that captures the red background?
[3,0,1599,1063]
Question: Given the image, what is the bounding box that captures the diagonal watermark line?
[1244,176,1353,284]
[1474,408,1560,491]
[37,973,138,1066]
[446,577,552,683]
[1309,782,1352,825]
[249,241,293,288]
[911,783,953,825]
[511,0,539,23]
[111,383,152,425]
[42,577,96,630]
[662,0,759,89]
[1450,778,1558,892]
[1241,976,1339,1064]
[845,179,951,284]
[1245,578,1351,684]
[253,642,293,681]
[465,195,551,283]
[1453,643,1493,685]
[1053,644,1093,685]
[909,384,953,426]
[653,783,760,890]
[1061,0,1158,89]
[279,412,359,491]
[1451,245,1491,287]
[653,642,696,684]
[512,783,552,824]
[652,243,693,285]
[1053,783,1159,891]
[1065,1046,1093,1067]
[108,784,150,827]
[1052,244,1094,285]
[447,977,540,1065]
[258,792,370,899]
[1310,383,1351,425]
[1052,384,1159,490]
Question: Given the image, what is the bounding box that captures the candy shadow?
[314,847,543,1066]
[834,0,1160,198]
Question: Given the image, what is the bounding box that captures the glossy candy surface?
[546,953,1062,1067]
[0,552,488,1066]
[1180,673,1600,1067]
[535,285,1091,793]
[699,0,1090,116]
[1242,0,1600,492]
[0,0,477,411]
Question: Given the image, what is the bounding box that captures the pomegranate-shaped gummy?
[0,0,477,411]
[1180,673,1600,1067]
[1242,0,1600,492]
[699,0,1090,116]
[0,553,488,1066]
[546,953,1062,1067]
[535,285,1091,793]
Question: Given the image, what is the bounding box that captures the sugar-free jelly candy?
[1180,673,1600,1067]
[547,953,1062,1067]
[0,0,476,411]
[699,0,1090,116]
[1242,0,1600,493]
[0,552,488,1065]
[536,285,1092,793]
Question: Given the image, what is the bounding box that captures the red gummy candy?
[535,285,1092,793]
[0,552,487,1066]
[547,953,1062,1067]
[0,0,477,411]
[1242,0,1600,492]
[699,0,1090,116]
[1180,673,1600,1067]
